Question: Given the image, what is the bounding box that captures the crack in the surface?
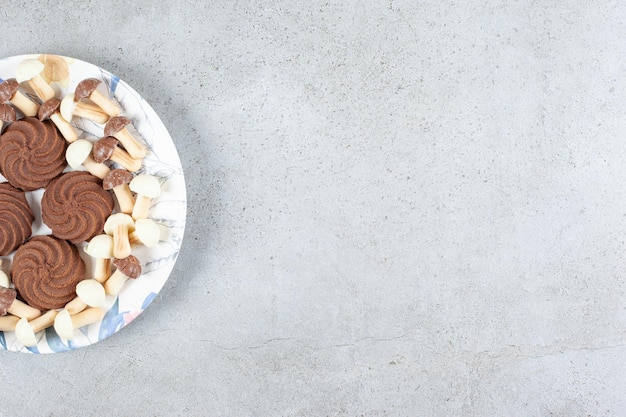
[193,334,408,351]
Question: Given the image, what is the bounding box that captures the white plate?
[0,54,186,353]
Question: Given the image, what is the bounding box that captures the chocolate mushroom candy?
[0,285,41,320]
[104,116,147,159]
[14,310,58,347]
[85,234,114,283]
[129,218,161,247]
[0,78,39,116]
[0,103,16,132]
[129,174,161,220]
[93,136,141,172]
[64,279,106,314]
[104,213,135,259]
[60,93,109,124]
[104,255,142,296]
[66,139,111,179]
[103,169,135,215]
[75,78,120,117]
[54,307,105,341]
[38,98,78,142]
[15,59,55,101]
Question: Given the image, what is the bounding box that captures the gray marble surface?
[1,1,626,416]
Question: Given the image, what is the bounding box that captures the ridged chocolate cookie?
[0,182,34,256]
[0,117,67,191]
[42,171,114,244]
[11,235,85,310]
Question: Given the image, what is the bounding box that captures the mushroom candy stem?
[60,93,109,124]
[38,98,78,142]
[104,213,135,259]
[0,103,16,132]
[66,139,110,179]
[104,116,147,159]
[104,255,142,296]
[54,307,104,340]
[85,234,114,283]
[15,59,56,101]
[0,315,19,331]
[93,136,141,172]
[15,310,58,347]
[64,279,106,315]
[103,169,135,215]
[75,78,120,117]
[129,174,162,220]
[0,78,39,117]
[0,287,41,320]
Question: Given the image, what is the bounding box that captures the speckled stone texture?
[1,1,625,416]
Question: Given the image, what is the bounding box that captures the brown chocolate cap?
[38,98,61,120]
[74,78,101,101]
[0,286,16,316]
[103,116,130,136]
[93,136,119,163]
[0,79,19,103]
[113,255,142,279]
[0,103,16,122]
[103,168,133,190]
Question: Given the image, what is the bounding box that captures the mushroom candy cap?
[0,286,16,316]
[103,169,133,190]
[93,136,119,163]
[74,78,101,101]
[113,255,142,279]
[0,79,19,103]
[103,116,131,136]
[38,98,61,121]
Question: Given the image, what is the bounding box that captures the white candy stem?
[131,195,152,220]
[104,269,128,296]
[114,127,146,159]
[113,183,135,215]
[72,307,104,328]
[74,101,109,124]
[64,297,87,315]
[89,90,120,117]
[113,223,132,259]
[93,257,111,283]
[50,112,78,142]
[8,299,41,320]
[82,155,110,179]
[28,75,55,101]
[0,315,19,331]
[10,91,39,116]
[30,309,58,333]
[110,147,142,172]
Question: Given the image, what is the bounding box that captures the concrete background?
[1,1,626,416]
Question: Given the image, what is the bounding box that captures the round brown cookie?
[11,235,85,310]
[0,182,34,256]
[0,117,67,191]
[41,171,114,244]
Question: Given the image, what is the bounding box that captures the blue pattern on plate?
[45,328,72,353]
[98,297,126,340]
[142,292,157,310]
